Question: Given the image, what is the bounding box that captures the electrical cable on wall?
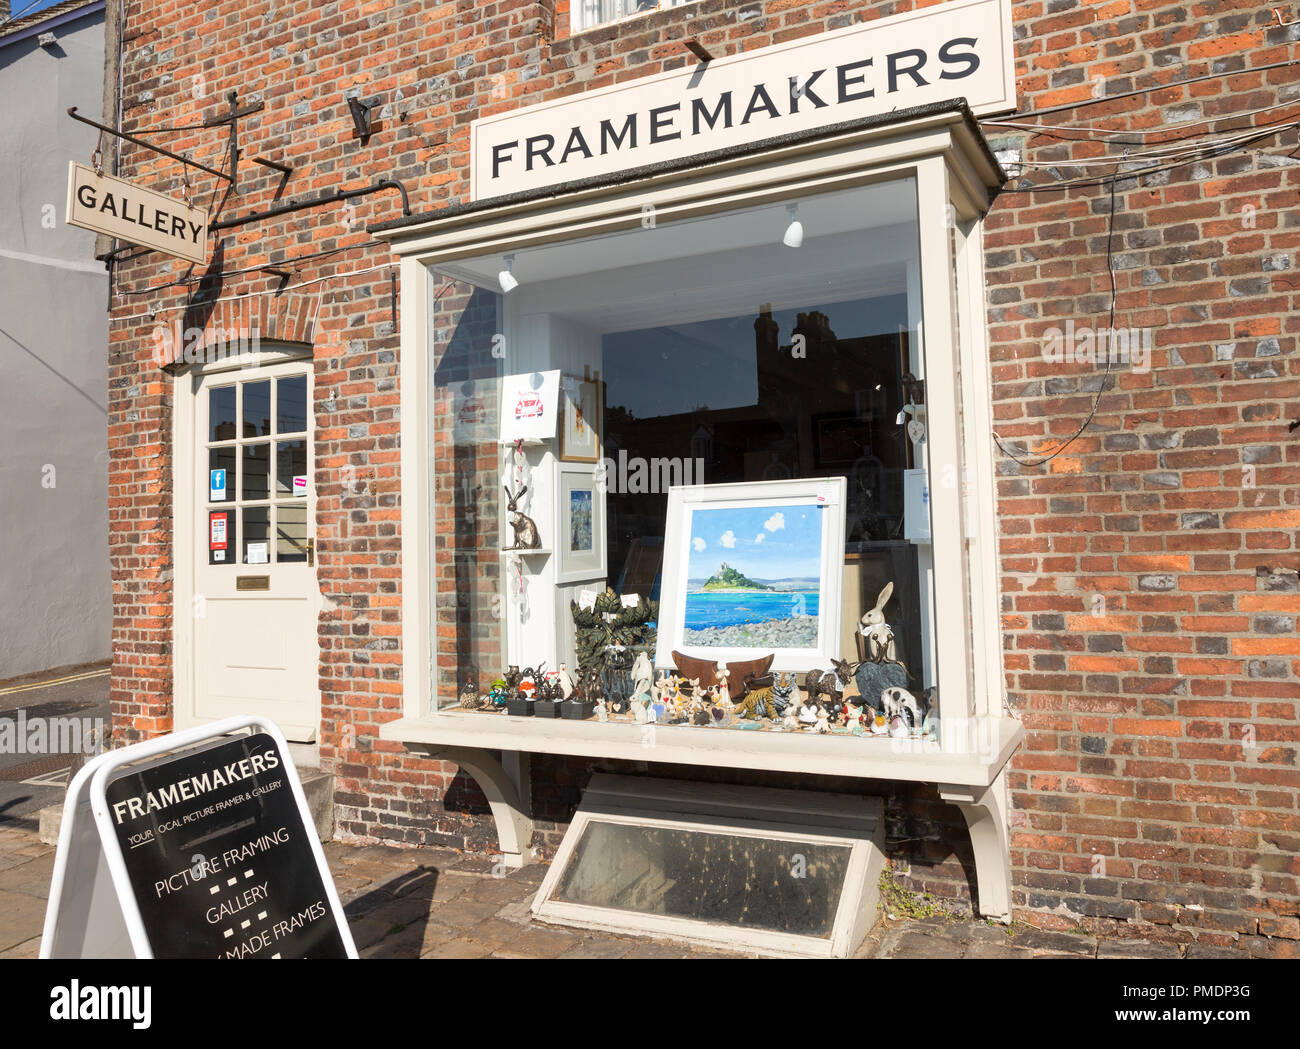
[992,173,1119,468]
[984,49,1300,465]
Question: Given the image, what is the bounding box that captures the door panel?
[188,361,319,740]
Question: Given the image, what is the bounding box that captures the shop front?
[99,0,1300,957]
[370,8,1023,950]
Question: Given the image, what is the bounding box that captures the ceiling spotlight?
[498,254,519,294]
[782,204,803,248]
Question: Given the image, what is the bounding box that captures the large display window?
[418,166,983,745]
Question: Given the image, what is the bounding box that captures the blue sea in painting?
[683,590,820,630]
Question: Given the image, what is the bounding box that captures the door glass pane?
[209,386,236,442]
[277,376,307,434]
[242,443,270,500]
[208,447,235,502]
[276,440,307,497]
[242,507,270,564]
[277,502,308,563]
[243,380,271,437]
[208,509,234,566]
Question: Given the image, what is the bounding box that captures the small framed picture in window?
[560,375,602,463]
[556,463,606,582]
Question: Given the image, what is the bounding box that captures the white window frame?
[378,109,1022,919]
[570,0,698,35]
[386,108,1004,734]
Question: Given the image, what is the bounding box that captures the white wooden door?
[186,361,319,740]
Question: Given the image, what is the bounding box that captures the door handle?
[307,538,315,566]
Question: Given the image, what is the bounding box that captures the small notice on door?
[210,468,227,501]
[246,542,269,565]
[209,510,230,565]
[292,475,307,496]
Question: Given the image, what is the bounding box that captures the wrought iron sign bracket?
[207,179,412,232]
[67,91,266,189]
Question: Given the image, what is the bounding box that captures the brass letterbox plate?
[236,575,270,591]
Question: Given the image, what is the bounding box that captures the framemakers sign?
[470,0,1015,200]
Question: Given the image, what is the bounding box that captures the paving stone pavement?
[0,824,1261,959]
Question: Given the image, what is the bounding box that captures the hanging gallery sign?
[65,161,208,265]
[469,0,1015,199]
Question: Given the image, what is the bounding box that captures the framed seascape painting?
[556,462,606,582]
[654,477,847,673]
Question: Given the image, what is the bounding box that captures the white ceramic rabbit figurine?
[858,581,893,635]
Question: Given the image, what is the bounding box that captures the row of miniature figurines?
[457,655,936,739]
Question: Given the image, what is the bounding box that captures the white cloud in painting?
[754,533,765,543]
[720,530,736,548]
[692,537,706,552]
[764,512,785,533]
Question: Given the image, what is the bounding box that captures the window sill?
[378,709,1023,788]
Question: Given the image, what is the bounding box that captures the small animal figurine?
[459,672,482,710]
[798,698,820,726]
[504,665,522,693]
[503,484,541,549]
[632,650,654,697]
[595,697,608,722]
[781,708,800,732]
[557,662,575,700]
[769,672,798,717]
[842,698,865,732]
[734,673,774,720]
[882,686,931,737]
[487,678,510,707]
[813,705,831,734]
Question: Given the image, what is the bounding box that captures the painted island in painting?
[682,504,822,648]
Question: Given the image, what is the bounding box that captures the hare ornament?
[503,485,541,550]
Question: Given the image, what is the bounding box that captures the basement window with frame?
[426,174,985,746]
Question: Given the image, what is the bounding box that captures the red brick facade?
[106,0,1298,952]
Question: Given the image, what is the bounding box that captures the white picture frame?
[555,461,606,583]
[559,374,601,462]
[499,369,560,442]
[655,477,847,673]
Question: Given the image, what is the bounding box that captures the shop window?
[428,176,957,739]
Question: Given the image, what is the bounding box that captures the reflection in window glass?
[208,446,236,501]
[275,440,307,496]
[430,179,940,711]
[243,380,271,438]
[242,443,269,500]
[209,386,237,442]
[276,503,308,563]
[242,506,269,564]
[277,376,307,434]
[554,821,849,937]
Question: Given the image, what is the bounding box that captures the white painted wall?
[0,9,110,679]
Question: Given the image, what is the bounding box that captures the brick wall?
[105,0,1298,951]
[985,0,1300,951]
